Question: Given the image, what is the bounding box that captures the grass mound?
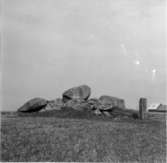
[17,107,140,122]
[17,108,111,121]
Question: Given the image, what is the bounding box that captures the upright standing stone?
[139,98,147,119]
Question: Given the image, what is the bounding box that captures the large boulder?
[99,95,125,109]
[18,98,48,112]
[44,98,64,111]
[62,85,91,102]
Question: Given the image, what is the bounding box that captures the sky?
[1,0,167,110]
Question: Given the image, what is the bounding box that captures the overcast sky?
[1,0,166,110]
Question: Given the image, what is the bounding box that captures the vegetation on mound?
[17,107,139,120]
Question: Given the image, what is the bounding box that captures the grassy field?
[1,110,166,162]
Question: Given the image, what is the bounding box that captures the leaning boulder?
[62,85,91,102]
[18,98,48,112]
[99,95,125,109]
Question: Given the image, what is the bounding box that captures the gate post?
[139,98,147,120]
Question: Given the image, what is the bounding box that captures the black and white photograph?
[0,0,166,162]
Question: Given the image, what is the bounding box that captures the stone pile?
[17,84,138,119]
